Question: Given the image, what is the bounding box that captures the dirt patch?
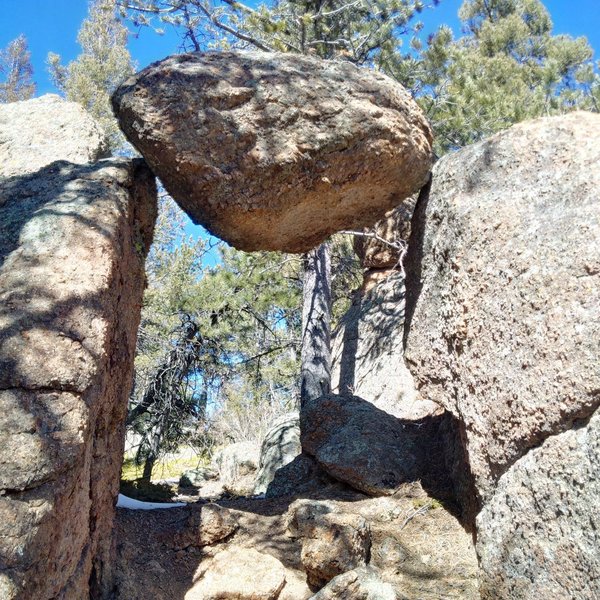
[114,483,478,599]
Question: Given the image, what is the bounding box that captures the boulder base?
[0,159,156,599]
[112,51,433,252]
[301,394,453,499]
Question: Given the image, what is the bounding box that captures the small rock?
[254,412,301,495]
[288,500,371,589]
[185,547,286,600]
[301,394,447,496]
[173,504,238,549]
[179,467,217,487]
[309,567,397,599]
[212,441,260,486]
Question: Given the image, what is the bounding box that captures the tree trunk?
[141,452,156,482]
[300,242,332,406]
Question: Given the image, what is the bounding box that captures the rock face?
[331,271,439,420]
[112,50,433,252]
[477,410,600,599]
[301,394,453,498]
[185,547,287,600]
[0,94,109,178]
[212,440,260,488]
[0,158,156,599]
[404,112,600,597]
[254,412,301,495]
[288,499,371,589]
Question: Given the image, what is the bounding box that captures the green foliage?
[0,34,36,103]
[119,0,435,64]
[48,0,135,151]
[393,0,597,153]
[129,196,308,472]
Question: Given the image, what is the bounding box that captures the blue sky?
[2,0,600,96]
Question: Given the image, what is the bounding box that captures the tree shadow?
[333,270,407,398]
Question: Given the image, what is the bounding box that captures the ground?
[114,482,479,599]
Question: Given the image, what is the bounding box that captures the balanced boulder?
[112,51,433,252]
[404,112,600,598]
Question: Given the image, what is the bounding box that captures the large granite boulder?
[254,412,301,495]
[112,51,433,252]
[0,158,156,599]
[301,394,453,498]
[331,271,439,420]
[0,94,109,178]
[404,112,600,598]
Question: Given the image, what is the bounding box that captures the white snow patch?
[117,493,186,510]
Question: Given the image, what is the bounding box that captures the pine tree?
[396,0,595,153]
[49,0,135,152]
[121,0,429,407]
[0,35,36,103]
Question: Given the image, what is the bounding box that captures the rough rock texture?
[265,453,347,499]
[172,504,239,549]
[211,440,260,487]
[254,412,301,495]
[0,94,109,178]
[112,50,433,252]
[288,499,370,589]
[185,547,287,600]
[301,394,454,499]
[476,410,600,599]
[0,158,156,600]
[404,112,600,596]
[331,272,439,420]
[309,567,397,600]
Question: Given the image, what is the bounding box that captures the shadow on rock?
[300,393,474,523]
